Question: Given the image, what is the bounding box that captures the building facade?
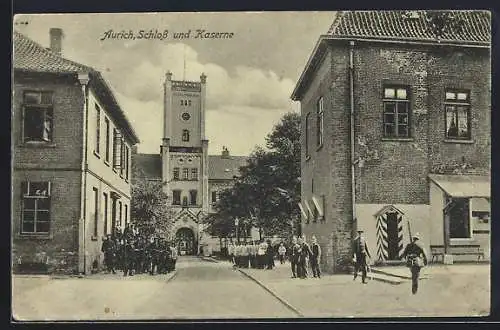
[133,73,247,255]
[12,29,140,274]
[291,11,491,273]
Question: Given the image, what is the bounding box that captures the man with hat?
[352,228,371,284]
[310,236,321,278]
[401,232,428,294]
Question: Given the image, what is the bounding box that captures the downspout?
[78,72,90,274]
[349,41,357,235]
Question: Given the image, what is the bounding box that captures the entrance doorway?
[176,227,196,255]
[386,212,401,260]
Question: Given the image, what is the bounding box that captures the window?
[182,129,190,142]
[191,168,198,180]
[449,198,471,239]
[212,191,217,204]
[103,193,108,235]
[124,204,128,226]
[190,190,198,205]
[23,91,54,143]
[21,182,51,234]
[317,97,324,147]
[182,196,188,207]
[305,113,311,158]
[173,167,180,180]
[120,139,125,176]
[118,201,122,228]
[104,118,110,163]
[95,104,101,154]
[125,146,130,180]
[445,90,471,140]
[182,168,189,180]
[113,129,122,170]
[93,188,99,237]
[383,86,410,138]
[172,190,181,205]
[181,99,192,106]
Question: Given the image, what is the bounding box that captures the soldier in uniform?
[401,233,428,294]
[290,236,300,278]
[123,239,136,276]
[352,229,371,284]
[149,237,161,275]
[310,236,321,278]
[266,239,274,270]
[101,234,116,274]
[228,241,235,265]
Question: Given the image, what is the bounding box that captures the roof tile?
[328,11,491,44]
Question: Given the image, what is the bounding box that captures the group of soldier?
[100,223,178,276]
[228,240,276,269]
[227,235,322,279]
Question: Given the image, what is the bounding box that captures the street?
[12,256,490,320]
[12,256,296,320]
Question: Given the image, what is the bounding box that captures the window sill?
[444,139,474,144]
[15,233,53,240]
[19,142,57,148]
[104,160,110,167]
[93,151,101,159]
[381,138,414,142]
[316,144,324,152]
[450,238,475,243]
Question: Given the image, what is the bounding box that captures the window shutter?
[113,130,122,169]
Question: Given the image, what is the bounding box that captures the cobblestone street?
[12,256,489,320]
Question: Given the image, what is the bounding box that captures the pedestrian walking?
[228,241,235,265]
[401,233,428,294]
[257,240,267,269]
[278,242,287,264]
[170,242,178,271]
[266,239,274,270]
[249,242,257,268]
[352,229,371,284]
[310,236,321,278]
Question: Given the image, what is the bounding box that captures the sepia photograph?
[11,10,491,320]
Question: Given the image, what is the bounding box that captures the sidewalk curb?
[237,268,304,318]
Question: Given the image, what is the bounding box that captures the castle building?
[291,11,491,273]
[133,73,247,255]
[12,29,140,274]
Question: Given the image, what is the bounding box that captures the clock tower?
[161,72,209,252]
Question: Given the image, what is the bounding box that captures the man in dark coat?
[101,234,116,274]
[149,237,161,275]
[297,236,312,279]
[122,239,136,276]
[401,233,428,294]
[290,236,300,278]
[352,229,371,284]
[266,240,274,270]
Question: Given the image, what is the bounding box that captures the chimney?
[49,28,63,56]
[221,146,230,158]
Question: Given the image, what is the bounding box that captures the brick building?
[291,11,491,273]
[133,73,247,255]
[12,29,140,274]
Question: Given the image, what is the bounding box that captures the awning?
[311,196,324,217]
[297,202,307,219]
[304,200,314,219]
[429,174,490,198]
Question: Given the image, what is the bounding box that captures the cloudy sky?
[14,12,335,156]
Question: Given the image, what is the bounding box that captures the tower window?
[191,168,198,180]
[172,190,181,205]
[190,190,198,205]
[173,167,180,180]
[182,129,190,142]
[182,168,189,180]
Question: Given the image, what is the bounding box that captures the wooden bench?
[430,244,485,263]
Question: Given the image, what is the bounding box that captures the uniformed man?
[149,237,161,275]
[310,236,321,278]
[352,229,371,284]
[266,239,274,270]
[101,234,116,274]
[228,242,235,265]
[401,233,428,294]
[290,236,300,278]
[122,239,136,276]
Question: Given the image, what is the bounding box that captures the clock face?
[182,112,191,121]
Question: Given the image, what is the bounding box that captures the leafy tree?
[207,112,301,241]
[130,165,173,239]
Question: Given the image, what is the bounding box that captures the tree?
[130,165,174,239]
[208,112,301,241]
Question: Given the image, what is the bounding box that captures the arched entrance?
[176,227,196,255]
